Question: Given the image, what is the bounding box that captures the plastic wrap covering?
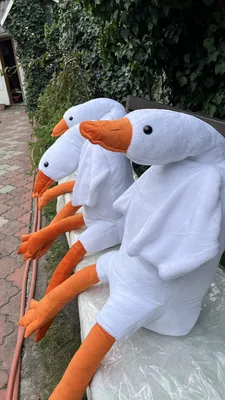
[58,173,225,400]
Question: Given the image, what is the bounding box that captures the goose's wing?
[127,166,222,281]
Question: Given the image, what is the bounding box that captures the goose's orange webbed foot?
[38,181,75,210]
[18,299,56,338]
[18,264,98,343]
[35,241,87,342]
[18,226,57,260]
[18,214,85,260]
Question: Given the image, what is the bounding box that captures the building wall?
[12,38,26,103]
[0,56,10,105]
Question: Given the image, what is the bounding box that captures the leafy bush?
[6,0,225,118]
[77,0,225,118]
[5,0,58,111]
[31,55,91,167]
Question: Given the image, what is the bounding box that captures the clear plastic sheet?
[58,174,225,400]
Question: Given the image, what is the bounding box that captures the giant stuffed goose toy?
[32,97,127,207]
[19,109,225,400]
[18,101,134,342]
[18,97,128,261]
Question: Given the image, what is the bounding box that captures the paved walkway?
[0,106,33,399]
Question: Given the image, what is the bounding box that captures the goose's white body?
[72,142,134,253]
[87,109,225,340]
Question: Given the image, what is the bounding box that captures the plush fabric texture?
[18,214,85,260]
[38,181,75,210]
[52,98,127,137]
[38,98,127,185]
[18,201,81,260]
[19,264,100,338]
[72,143,134,253]
[35,240,87,342]
[19,265,115,400]
[48,323,115,400]
[21,99,134,258]
[80,109,225,340]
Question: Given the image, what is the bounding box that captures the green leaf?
[184,54,190,63]
[121,28,129,40]
[203,38,215,52]
[208,50,218,63]
[208,103,217,117]
[202,0,214,5]
[190,70,199,81]
[162,5,170,17]
[215,63,225,75]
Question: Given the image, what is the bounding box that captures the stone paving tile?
[17,212,31,225]
[0,220,25,236]
[0,205,10,216]
[0,314,14,345]
[0,106,33,397]
[0,256,22,280]
[14,227,28,238]
[0,389,6,399]
[1,206,26,220]
[0,186,15,194]
[0,217,9,228]
[0,371,8,390]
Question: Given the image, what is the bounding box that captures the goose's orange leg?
[49,323,115,400]
[33,202,82,259]
[35,240,87,342]
[18,214,84,260]
[18,264,99,337]
[52,201,80,223]
[38,180,75,210]
[18,264,114,400]
[21,200,82,257]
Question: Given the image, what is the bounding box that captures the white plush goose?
[32,97,127,198]
[18,101,134,342]
[52,97,127,137]
[19,109,225,400]
[80,109,225,339]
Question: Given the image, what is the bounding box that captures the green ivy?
[76,0,225,118]
[5,0,225,118]
[30,54,92,168]
[5,0,59,111]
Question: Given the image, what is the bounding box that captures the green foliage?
[30,55,91,167]
[5,0,59,111]
[76,0,225,119]
[6,0,225,173]
[56,1,150,103]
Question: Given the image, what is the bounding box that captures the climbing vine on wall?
[30,54,92,167]
[5,0,225,118]
[5,0,59,111]
[77,0,225,119]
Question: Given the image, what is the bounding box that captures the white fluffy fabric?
[38,98,134,253]
[38,98,126,181]
[95,109,225,340]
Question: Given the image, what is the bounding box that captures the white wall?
[0,58,10,105]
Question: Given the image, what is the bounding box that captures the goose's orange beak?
[80,118,132,153]
[52,118,69,137]
[33,170,54,198]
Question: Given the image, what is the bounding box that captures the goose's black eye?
[143,125,153,134]
[44,162,49,167]
[69,116,73,121]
